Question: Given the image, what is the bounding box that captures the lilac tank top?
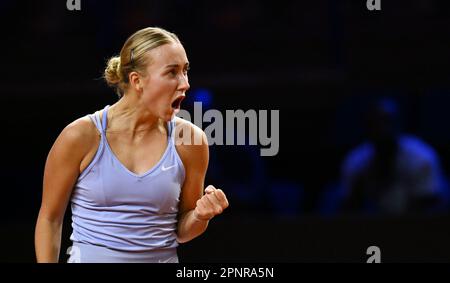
[69,105,185,252]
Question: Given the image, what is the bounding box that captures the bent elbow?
[176,235,190,244]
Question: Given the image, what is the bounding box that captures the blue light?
[192,88,214,109]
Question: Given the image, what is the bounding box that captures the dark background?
[1,0,450,262]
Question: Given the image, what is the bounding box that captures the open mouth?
[171,96,185,110]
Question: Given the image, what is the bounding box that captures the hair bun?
[104,56,122,86]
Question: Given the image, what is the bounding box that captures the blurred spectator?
[340,97,448,215]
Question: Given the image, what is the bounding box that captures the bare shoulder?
[173,117,209,165]
[173,116,208,146]
[61,116,98,144]
[52,115,100,161]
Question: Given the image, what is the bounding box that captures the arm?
[35,118,95,262]
[175,121,229,243]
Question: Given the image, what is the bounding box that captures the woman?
[34,27,229,263]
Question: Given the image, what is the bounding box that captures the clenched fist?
[193,185,229,221]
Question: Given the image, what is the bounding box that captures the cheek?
[142,92,170,109]
[141,84,173,107]
[145,76,177,95]
[141,76,178,107]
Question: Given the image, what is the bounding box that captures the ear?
[128,71,143,93]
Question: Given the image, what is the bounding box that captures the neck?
[107,93,163,133]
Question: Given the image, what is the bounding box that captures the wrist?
[192,209,211,222]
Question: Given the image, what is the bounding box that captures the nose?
[178,74,190,92]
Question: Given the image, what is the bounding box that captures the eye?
[169,69,177,76]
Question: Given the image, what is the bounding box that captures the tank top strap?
[168,118,177,143]
[89,105,110,135]
[88,111,103,134]
[101,105,110,134]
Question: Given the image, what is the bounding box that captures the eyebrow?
[165,63,190,69]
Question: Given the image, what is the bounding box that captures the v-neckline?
[100,106,172,178]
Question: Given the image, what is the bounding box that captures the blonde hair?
[104,27,180,97]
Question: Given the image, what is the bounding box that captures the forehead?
[146,42,188,67]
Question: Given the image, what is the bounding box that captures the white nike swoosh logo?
[161,164,176,171]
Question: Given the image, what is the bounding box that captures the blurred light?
[191,88,214,109]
